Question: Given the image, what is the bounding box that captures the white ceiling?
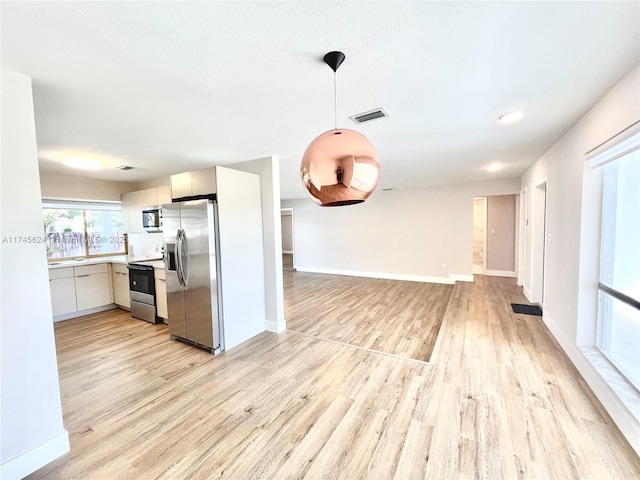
[2,2,639,199]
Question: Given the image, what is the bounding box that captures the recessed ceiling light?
[498,111,524,124]
[486,162,503,172]
[63,157,102,170]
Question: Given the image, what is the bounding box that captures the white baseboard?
[266,320,285,333]
[53,304,117,322]
[542,311,640,456]
[450,274,474,282]
[484,270,517,278]
[523,286,532,302]
[0,429,69,479]
[295,267,456,285]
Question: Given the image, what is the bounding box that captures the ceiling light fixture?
[300,51,380,207]
[63,157,102,170]
[498,111,524,124]
[486,162,504,172]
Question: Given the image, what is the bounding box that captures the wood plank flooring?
[28,274,640,479]
[285,271,452,362]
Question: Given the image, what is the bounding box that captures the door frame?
[530,180,548,306]
[517,187,527,287]
[280,208,295,270]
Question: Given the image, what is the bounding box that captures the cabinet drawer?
[49,267,74,280]
[112,263,128,274]
[75,263,109,276]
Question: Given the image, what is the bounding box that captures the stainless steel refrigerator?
[163,199,224,354]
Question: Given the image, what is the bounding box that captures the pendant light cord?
[334,71,337,130]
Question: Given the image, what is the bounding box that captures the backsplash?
[128,232,163,259]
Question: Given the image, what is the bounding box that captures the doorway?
[281,208,295,271]
[473,197,487,274]
[531,181,547,305]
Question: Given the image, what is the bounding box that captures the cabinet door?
[50,277,77,316]
[121,190,146,234]
[76,272,112,311]
[155,277,168,320]
[144,188,158,207]
[171,172,192,200]
[157,185,171,205]
[191,167,217,196]
[113,270,130,308]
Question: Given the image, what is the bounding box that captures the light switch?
[491,228,496,234]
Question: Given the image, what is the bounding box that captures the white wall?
[282,178,520,283]
[229,156,285,333]
[216,167,266,349]
[1,70,70,478]
[521,64,640,452]
[40,171,138,201]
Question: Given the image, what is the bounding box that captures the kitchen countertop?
[131,259,166,269]
[48,255,164,269]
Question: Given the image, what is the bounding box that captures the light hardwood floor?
[285,271,452,362]
[29,275,639,479]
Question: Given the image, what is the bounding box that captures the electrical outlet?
[442,263,447,269]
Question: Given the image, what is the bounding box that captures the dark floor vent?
[511,303,543,316]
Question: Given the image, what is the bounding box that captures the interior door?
[181,200,215,349]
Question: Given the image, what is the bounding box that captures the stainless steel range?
[127,263,161,324]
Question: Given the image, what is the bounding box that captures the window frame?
[587,122,640,393]
[42,200,127,262]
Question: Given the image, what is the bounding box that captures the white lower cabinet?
[49,267,77,316]
[112,263,130,308]
[155,267,168,320]
[75,264,112,311]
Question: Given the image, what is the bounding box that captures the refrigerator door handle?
[176,229,185,287]
[181,230,190,288]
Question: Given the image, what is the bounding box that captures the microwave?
[142,208,162,231]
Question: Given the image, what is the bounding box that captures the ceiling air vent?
[349,107,389,124]
[116,165,134,170]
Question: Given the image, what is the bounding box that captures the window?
[591,126,640,391]
[43,201,126,260]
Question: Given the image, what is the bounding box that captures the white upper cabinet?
[157,185,171,205]
[121,190,146,233]
[121,186,172,234]
[170,172,192,200]
[170,167,217,200]
[144,188,158,207]
[192,167,217,196]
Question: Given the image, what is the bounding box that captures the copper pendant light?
[301,51,380,206]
